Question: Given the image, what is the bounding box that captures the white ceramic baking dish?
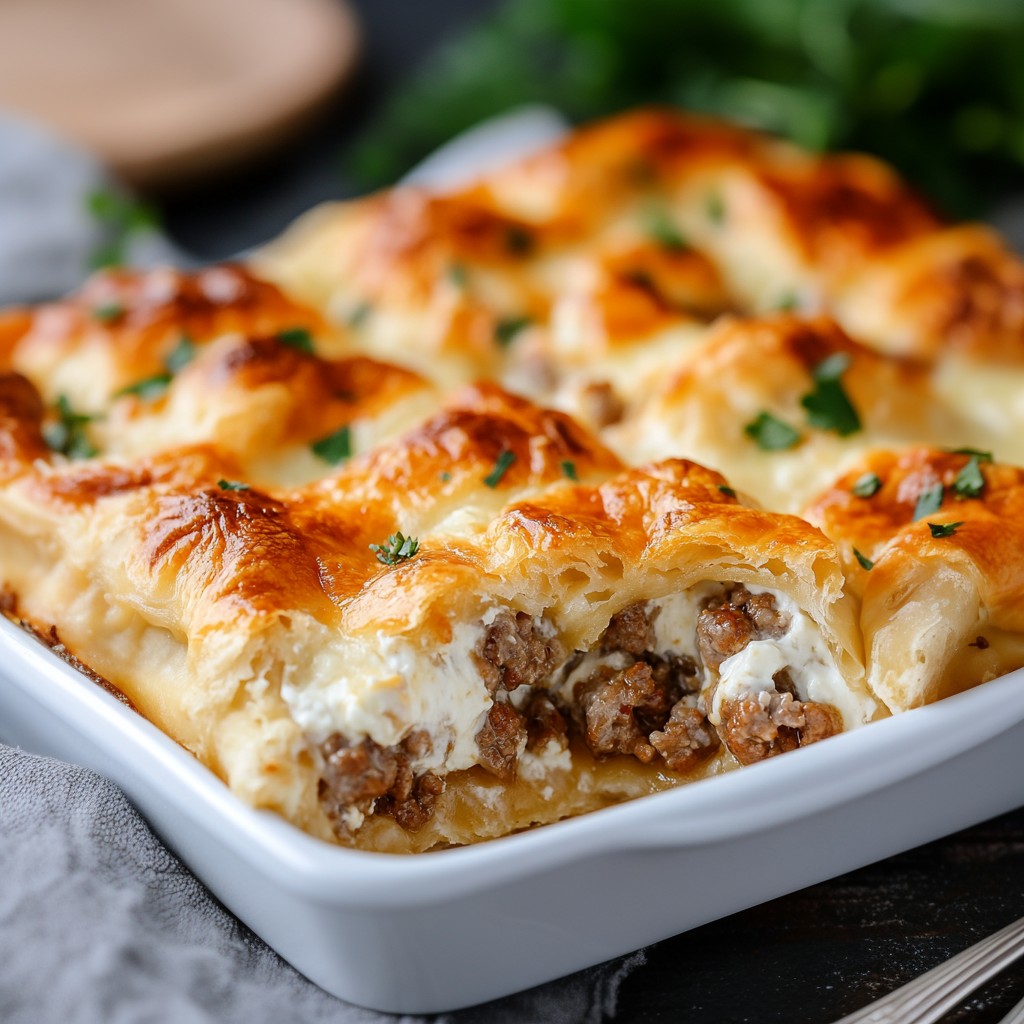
[2,613,1024,1013]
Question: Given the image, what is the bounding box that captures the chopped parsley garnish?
[800,353,861,437]
[953,456,985,499]
[504,224,535,256]
[85,188,160,269]
[744,412,802,451]
[370,531,420,566]
[440,471,452,482]
[115,372,172,401]
[311,424,352,465]
[718,485,737,499]
[928,521,964,538]
[164,334,197,373]
[44,395,98,460]
[913,483,944,521]
[643,206,688,251]
[91,302,125,324]
[945,447,993,461]
[217,479,250,492]
[494,315,531,347]
[705,192,726,225]
[853,548,874,571]
[483,450,516,488]
[774,291,799,312]
[116,333,198,401]
[852,472,882,498]
[561,459,578,481]
[277,327,315,354]
[346,302,372,328]
[447,263,468,288]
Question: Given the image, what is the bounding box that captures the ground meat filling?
[575,662,662,763]
[475,702,526,780]
[319,587,842,838]
[523,693,569,753]
[579,380,625,428]
[695,586,842,765]
[318,731,442,836]
[471,609,566,777]
[650,704,720,773]
[599,602,657,656]
[474,609,565,694]
[571,602,718,771]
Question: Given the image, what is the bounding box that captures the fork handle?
[833,913,1024,1024]
[998,992,1024,1024]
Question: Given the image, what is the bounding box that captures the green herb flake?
[913,483,944,521]
[91,302,125,324]
[494,315,532,347]
[164,334,197,374]
[276,327,315,354]
[744,412,802,451]
[369,531,420,566]
[44,395,98,460]
[800,353,861,437]
[217,479,250,492]
[447,263,468,288]
[311,424,352,465]
[85,188,160,270]
[774,291,799,312]
[440,471,452,482]
[504,225,535,256]
[88,244,124,271]
[705,192,726,225]
[945,447,993,461]
[643,207,688,252]
[86,188,159,232]
[483,450,516,488]
[115,372,172,401]
[852,472,882,498]
[853,548,875,571]
[561,460,578,481]
[346,302,372,329]
[718,485,737,499]
[928,521,964,538]
[953,455,986,499]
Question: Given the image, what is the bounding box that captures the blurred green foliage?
[351,0,1024,216]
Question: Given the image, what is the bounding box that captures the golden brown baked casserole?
[3,110,1024,850]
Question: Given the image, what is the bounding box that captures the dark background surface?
[161,0,503,260]
[165,2,1024,1020]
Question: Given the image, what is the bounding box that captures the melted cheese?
[710,587,877,729]
[280,619,493,775]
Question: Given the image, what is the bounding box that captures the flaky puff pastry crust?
[804,448,1024,712]
[258,110,1024,455]
[612,313,983,514]
[0,353,871,848]
[256,109,955,388]
[0,266,440,487]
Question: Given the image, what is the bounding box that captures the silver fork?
[1000,993,1024,1024]
[833,913,1024,1023]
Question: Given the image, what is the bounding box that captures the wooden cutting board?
[0,0,359,188]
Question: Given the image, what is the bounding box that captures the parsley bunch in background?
[352,0,1024,217]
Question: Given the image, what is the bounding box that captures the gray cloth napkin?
[0,112,644,1022]
[0,745,643,1024]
